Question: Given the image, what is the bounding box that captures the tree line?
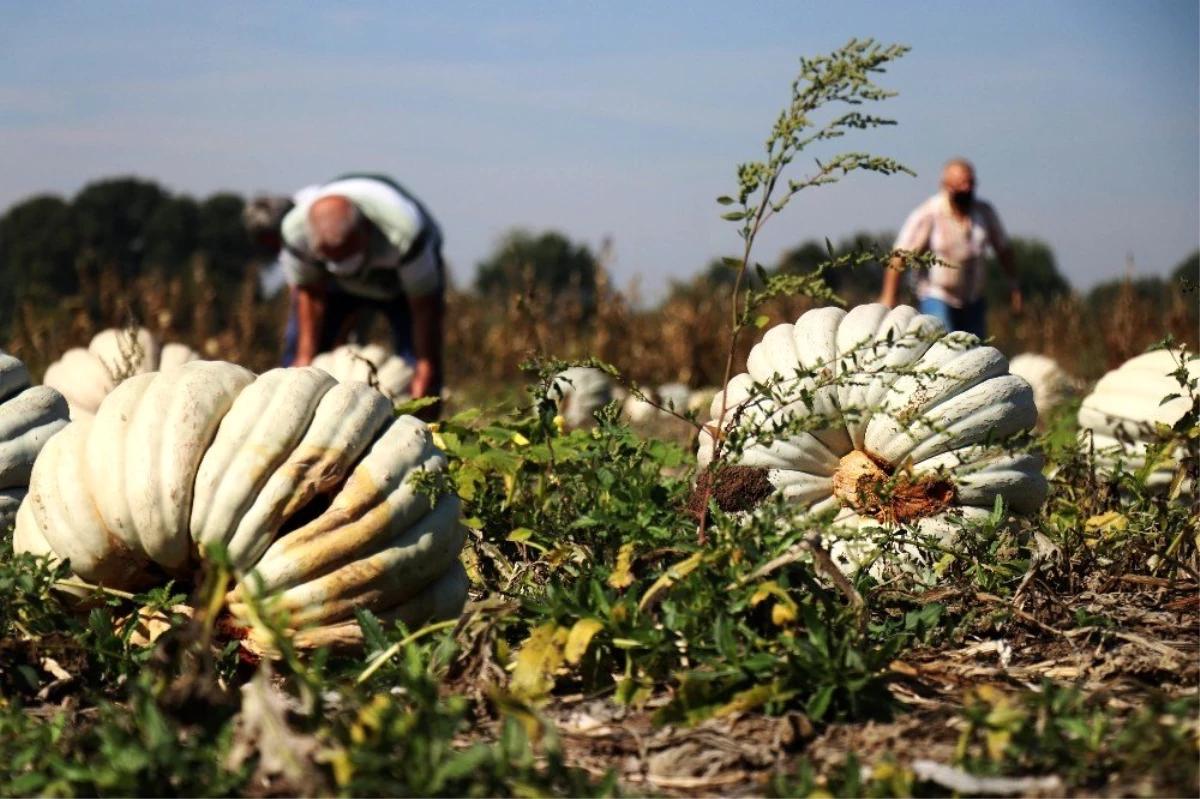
[1,176,1196,340]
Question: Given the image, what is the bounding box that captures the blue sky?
[1,2,1196,301]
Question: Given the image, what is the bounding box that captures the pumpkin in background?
[0,353,70,531]
[311,343,414,405]
[1077,349,1199,496]
[697,303,1047,574]
[1008,353,1080,423]
[14,361,468,651]
[42,328,201,419]
[623,383,691,424]
[548,366,613,430]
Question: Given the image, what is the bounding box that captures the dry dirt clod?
[686,466,776,523]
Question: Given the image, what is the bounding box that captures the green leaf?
[754,314,770,329]
[716,195,736,205]
[355,608,389,657]
[721,210,747,221]
[393,396,440,417]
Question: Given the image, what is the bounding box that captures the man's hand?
[407,358,442,421]
[293,283,327,367]
[879,257,904,308]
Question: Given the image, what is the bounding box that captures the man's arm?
[407,293,443,404]
[880,205,931,308]
[881,256,905,308]
[983,204,1021,314]
[293,281,328,367]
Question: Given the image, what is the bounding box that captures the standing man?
[279,173,446,414]
[880,158,1021,338]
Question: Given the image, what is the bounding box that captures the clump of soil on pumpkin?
[686,465,776,523]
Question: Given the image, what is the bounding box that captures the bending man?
[280,174,446,412]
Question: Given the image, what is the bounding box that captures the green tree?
[72,177,170,279]
[0,194,80,331]
[985,236,1070,305]
[1084,276,1167,313]
[1170,249,1198,286]
[142,195,199,273]
[474,229,598,314]
[776,231,893,299]
[196,192,251,286]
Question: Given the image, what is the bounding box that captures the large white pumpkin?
[1077,349,1199,494]
[42,328,201,419]
[14,361,467,650]
[549,366,614,430]
[311,344,414,405]
[697,303,1047,574]
[0,353,70,531]
[1008,353,1079,422]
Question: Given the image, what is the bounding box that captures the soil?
[686,466,776,523]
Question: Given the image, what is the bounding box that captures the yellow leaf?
[607,544,635,589]
[328,748,354,787]
[986,728,1012,761]
[511,432,531,447]
[749,580,781,606]
[1085,511,1127,533]
[638,552,704,612]
[510,624,569,704]
[564,618,605,665]
[507,527,535,542]
[771,603,797,626]
[750,580,798,625]
[431,431,447,450]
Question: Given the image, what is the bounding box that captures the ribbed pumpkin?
[311,344,414,404]
[14,361,467,651]
[0,353,70,530]
[697,303,1047,573]
[42,328,200,419]
[1077,349,1199,494]
[549,367,613,430]
[1008,353,1079,422]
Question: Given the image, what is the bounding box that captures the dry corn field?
[6,259,1197,399]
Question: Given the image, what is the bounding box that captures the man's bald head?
[941,158,976,193]
[941,158,977,211]
[309,194,366,260]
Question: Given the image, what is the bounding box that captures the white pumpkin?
[1077,349,1199,494]
[622,383,691,424]
[0,353,70,531]
[311,344,414,404]
[1008,353,1079,421]
[549,367,614,430]
[14,361,467,650]
[697,303,1047,574]
[687,387,720,415]
[42,328,200,419]
[657,383,691,414]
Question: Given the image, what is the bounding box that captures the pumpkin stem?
[831,450,955,525]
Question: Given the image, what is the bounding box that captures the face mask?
[326,250,366,277]
[950,190,975,211]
